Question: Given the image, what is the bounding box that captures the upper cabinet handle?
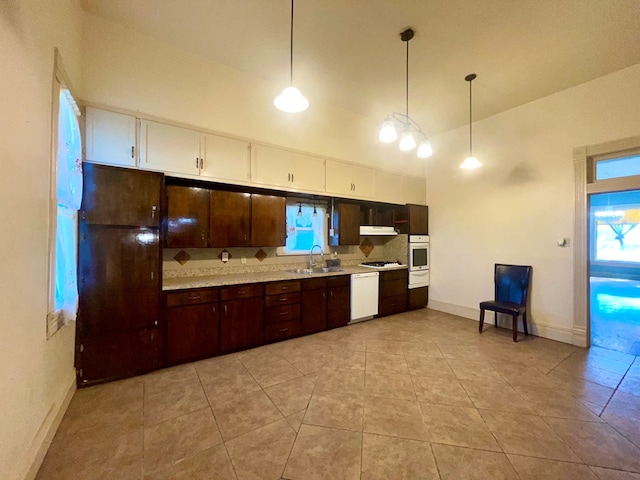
[196,157,199,168]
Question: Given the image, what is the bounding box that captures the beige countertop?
[162,264,408,291]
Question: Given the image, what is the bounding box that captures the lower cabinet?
[327,276,351,329]
[408,286,429,310]
[220,284,264,352]
[165,288,219,365]
[265,281,301,342]
[301,278,328,334]
[378,269,408,317]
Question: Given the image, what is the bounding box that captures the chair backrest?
[494,264,532,306]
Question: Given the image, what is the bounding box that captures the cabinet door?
[139,120,200,175]
[220,297,264,352]
[408,204,429,235]
[81,164,162,227]
[85,107,137,168]
[78,224,160,335]
[403,176,426,205]
[329,203,360,246]
[200,133,251,183]
[325,160,353,196]
[290,152,325,193]
[251,194,286,247]
[250,144,293,188]
[165,303,219,364]
[352,165,376,199]
[166,186,210,248]
[210,190,251,247]
[327,285,350,329]
[376,171,404,204]
[301,289,327,334]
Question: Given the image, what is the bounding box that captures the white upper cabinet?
[251,144,325,193]
[139,120,200,175]
[200,133,251,183]
[403,175,427,205]
[325,160,376,199]
[376,171,404,204]
[84,107,137,168]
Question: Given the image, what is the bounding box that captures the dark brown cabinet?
[378,269,408,317]
[251,194,286,247]
[264,281,302,342]
[77,164,163,385]
[408,204,429,235]
[220,284,264,352]
[210,190,251,247]
[165,185,210,248]
[329,203,361,246]
[301,278,328,334]
[327,276,350,328]
[408,286,429,310]
[165,288,219,365]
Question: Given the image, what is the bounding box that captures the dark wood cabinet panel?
[265,281,301,295]
[165,303,219,365]
[78,224,160,335]
[265,303,301,323]
[378,269,408,317]
[265,319,301,342]
[220,297,264,352]
[408,204,429,235]
[165,185,210,248]
[302,288,327,334]
[379,294,407,317]
[329,203,360,246]
[81,163,162,227]
[220,284,264,301]
[77,329,159,385]
[327,283,350,329]
[408,286,429,310]
[380,278,408,297]
[265,292,301,307]
[166,288,219,307]
[210,190,251,247]
[251,194,286,247]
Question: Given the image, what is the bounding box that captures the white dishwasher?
[349,272,379,324]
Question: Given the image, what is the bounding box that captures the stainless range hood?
[359,226,398,236]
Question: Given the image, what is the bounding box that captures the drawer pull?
[279,297,288,302]
[279,311,288,315]
[278,328,288,332]
[237,290,246,295]
[188,295,201,300]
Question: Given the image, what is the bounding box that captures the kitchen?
[4,1,640,480]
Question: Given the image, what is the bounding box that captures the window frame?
[277,199,330,256]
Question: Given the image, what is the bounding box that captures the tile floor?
[36,308,640,480]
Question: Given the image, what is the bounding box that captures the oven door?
[408,243,429,271]
[409,270,430,288]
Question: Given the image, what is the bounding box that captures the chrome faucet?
[309,245,324,269]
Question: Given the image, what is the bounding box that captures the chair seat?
[479,300,526,316]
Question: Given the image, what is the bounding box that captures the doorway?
[589,189,640,354]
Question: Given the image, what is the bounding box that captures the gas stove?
[359,261,403,269]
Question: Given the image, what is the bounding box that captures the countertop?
[163,264,408,291]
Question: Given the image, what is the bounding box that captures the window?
[595,154,640,181]
[282,200,327,255]
[47,51,82,337]
[591,191,640,264]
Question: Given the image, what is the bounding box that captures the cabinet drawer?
[221,283,263,301]
[166,288,219,307]
[380,269,408,282]
[302,277,327,291]
[265,292,301,307]
[265,281,301,295]
[380,278,407,298]
[378,293,407,317]
[327,275,349,288]
[265,303,301,323]
[265,319,301,342]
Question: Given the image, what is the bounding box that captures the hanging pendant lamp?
[274,0,309,112]
[378,28,432,159]
[460,73,481,169]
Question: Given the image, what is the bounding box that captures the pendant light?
[274,0,309,112]
[460,73,482,169]
[297,202,303,216]
[378,28,432,159]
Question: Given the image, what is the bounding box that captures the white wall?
[0,1,82,479]
[80,13,425,178]
[426,63,640,343]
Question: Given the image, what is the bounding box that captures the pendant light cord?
[289,0,294,85]
[405,37,409,119]
[469,78,472,156]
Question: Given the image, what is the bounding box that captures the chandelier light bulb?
[417,140,433,158]
[379,118,398,143]
[274,86,309,113]
[399,127,417,152]
[460,156,482,169]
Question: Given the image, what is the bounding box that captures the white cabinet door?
[403,175,426,205]
[139,120,200,175]
[351,165,376,199]
[325,160,353,196]
[290,152,325,193]
[200,133,251,183]
[251,144,293,188]
[376,171,404,204]
[85,107,136,168]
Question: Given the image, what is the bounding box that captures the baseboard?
[23,373,76,480]
[428,300,578,345]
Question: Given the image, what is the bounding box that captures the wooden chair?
[479,264,532,342]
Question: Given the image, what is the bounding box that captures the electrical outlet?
[241,257,246,264]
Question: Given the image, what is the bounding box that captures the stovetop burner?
[360,261,402,269]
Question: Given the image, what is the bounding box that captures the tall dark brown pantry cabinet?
[76,164,163,385]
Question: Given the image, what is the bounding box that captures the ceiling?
[81,0,640,136]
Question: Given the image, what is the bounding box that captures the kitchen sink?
[287,267,343,275]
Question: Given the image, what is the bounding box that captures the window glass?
[283,202,326,254]
[591,191,640,263]
[595,155,640,180]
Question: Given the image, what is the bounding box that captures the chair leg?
[494,312,498,328]
[512,314,518,342]
[479,308,485,333]
[523,312,529,336]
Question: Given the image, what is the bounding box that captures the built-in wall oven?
[408,235,430,288]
